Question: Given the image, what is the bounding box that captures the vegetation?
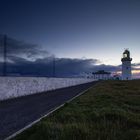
[13,80,140,140]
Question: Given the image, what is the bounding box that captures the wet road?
[0,81,97,140]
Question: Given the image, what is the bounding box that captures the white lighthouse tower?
[121,49,132,80]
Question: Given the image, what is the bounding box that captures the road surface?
[0,81,97,140]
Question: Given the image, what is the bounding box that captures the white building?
[92,70,111,80]
[84,70,111,80]
[121,49,132,80]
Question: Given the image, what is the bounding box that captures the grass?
[13,80,140,140]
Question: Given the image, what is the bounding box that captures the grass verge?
[12,80,140,140]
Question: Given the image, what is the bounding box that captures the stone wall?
[0,77,96,101]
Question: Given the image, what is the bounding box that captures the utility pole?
[53,56,55,77]
[3,35,7,76]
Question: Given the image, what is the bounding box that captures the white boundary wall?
[0,77,96,101]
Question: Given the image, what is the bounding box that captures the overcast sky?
[0,0,140,65]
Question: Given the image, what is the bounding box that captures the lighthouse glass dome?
[123,53,128,58]
[121,50,132,62]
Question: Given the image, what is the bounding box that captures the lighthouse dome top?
[121,49,132,62]
[123,49,130,54]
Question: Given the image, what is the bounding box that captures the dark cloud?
[0,35,50,60]
[132,63,140,67]
[131,63,140,71]
[0,55,121,77]
[90,64,121,72]
[132,63,139,67]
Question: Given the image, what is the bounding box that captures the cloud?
[0,55,121,77]
[0,35,138,78]
[0,35,50,61]
[131,63,140,71]
[0,36,102,77]
[132,63,140,67]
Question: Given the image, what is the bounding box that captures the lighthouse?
[121,49,132,80]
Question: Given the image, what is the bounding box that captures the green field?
[13,80,140,140]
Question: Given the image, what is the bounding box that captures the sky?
[0,0,140,77]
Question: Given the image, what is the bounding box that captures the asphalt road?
[0,81,97,140]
